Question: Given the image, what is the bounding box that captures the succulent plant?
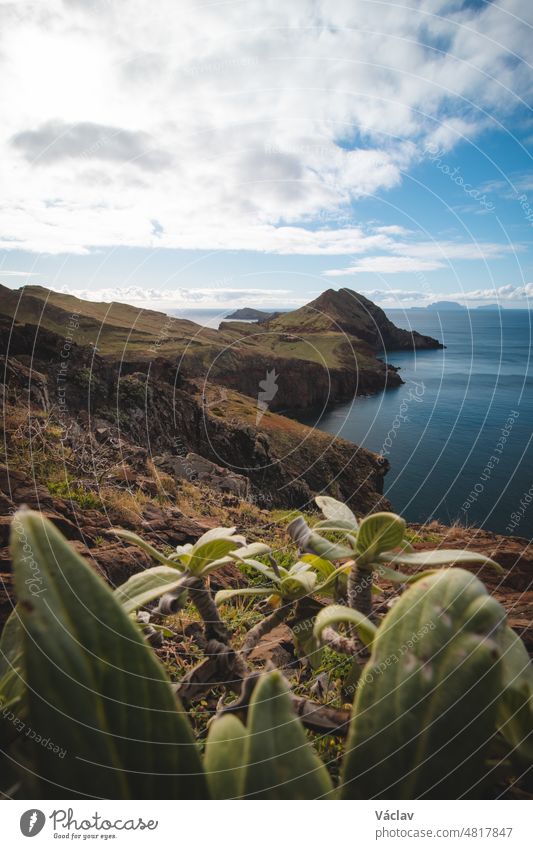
[1,504,528,802]
[8,510,207,799]
[290,496,502,617]
[340,568,507,799]
[205,670,334,799]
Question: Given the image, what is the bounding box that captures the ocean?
[300,309,533,538]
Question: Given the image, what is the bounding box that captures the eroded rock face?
[153,452,250,499]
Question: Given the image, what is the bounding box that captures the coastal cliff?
[0,284,441,412]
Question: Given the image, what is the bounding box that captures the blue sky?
[1,0,532,310]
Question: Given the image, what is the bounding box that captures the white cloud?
[0,269,40,277]
[323,238,518,275]
[0,0,531,255]
[326,257,445,275]
[359,282,533,307]
[48,284,300,310]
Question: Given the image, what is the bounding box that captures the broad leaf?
[380,548,503,572]
[301,553,336,579]
[188,538,246,575]
[113,567,189,614]
[356,512,406,556]
[11,510,206,799]
[313,518,359,532]
[0,606,24,680]
[315,496,357,527]
[340,569,506,799]
[374,563,436,585]
[237,558,280,584]
[280,570,317,599]
[194,526,242,546]
[215,588,272,606]
[243,671,334,799]
[230,543,271,561]
[112,529,184,569]
[204,715,247,799]
[495,626,533,764]
[306,532,354,562]
[313,605,377,648]
[287,516,311,549]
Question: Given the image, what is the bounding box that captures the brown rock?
[248,623,295,668]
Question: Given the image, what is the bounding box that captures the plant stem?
[321,626,359,656]
[241,604,289,658]
[189,578,230,643]
[347,559,373,618]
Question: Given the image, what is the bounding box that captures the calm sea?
[299,309,533,538]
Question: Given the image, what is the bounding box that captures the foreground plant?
[2,508,530,800]
[114,526,267,641]
[289,496,502,617]
[215,549,350,658]
[5,510,206,799]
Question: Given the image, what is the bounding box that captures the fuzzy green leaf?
[306,532,354,562]
[341,568,506,799]
[215,588,273,606]
[243,671,334,799]
[315,496,357,527]
[113,567,190,614]
[11,510,206,799]
[188,538,247,574]
[204,715,247,799]
[495,626,533,764]
[230,543,271,561]
[375,563,436,585]
[280,570,317,599]
[379,548,503,572]
[313,605,377,648]
[356,512,406,557]
[112,529,184,569]
[237,558,280,584]
[300,553,336,579]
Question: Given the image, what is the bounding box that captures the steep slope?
[268,288,443,351]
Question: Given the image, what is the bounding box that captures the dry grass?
[100,486,150,522]
[146,458,178,499]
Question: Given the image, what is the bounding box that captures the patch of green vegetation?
[216,598,264,639]
[47,480,103,510]
[405,528,441,544]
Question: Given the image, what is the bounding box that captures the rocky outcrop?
[269,288,443,352]
[153,452,250,499]
[224,308,275,321]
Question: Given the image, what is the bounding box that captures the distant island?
[411,301,505,311]
[225,307,278,321]
[412,301,467,311]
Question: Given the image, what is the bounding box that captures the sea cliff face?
[204,347,402,412]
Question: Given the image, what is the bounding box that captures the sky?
[0,0,532,311]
